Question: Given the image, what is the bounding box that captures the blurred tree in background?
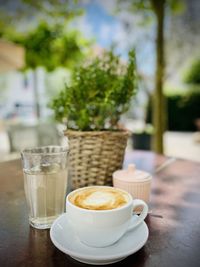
[0,0,91,119]
[118,0,184,153]
[11,21,88,71]
[147,58,200,132]
[11,22,90,118]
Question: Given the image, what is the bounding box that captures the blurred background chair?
[37,123,61,147]
[7,124,38,152]
[6,123,61,155]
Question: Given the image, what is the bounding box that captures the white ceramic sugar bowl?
[113,164,152,205]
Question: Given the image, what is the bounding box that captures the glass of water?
[21,146,69,229]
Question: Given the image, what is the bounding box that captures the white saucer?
[50,213,149,265]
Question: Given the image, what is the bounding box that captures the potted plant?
[50,50,137,189]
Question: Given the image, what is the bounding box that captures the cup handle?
[127,199,148,231]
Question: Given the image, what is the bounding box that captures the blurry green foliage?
[0,0,82,30]
[0,0,90,71]
[10,21,90,71]
[184,59,200,85]
[50,50,137,131]
[167,89,200,131]
[147,88,200,131]
[0,0,92,119]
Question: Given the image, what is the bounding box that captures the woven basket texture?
[64,130,129,189]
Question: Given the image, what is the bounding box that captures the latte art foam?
[69,187,130,210]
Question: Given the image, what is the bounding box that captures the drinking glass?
[21,146,69,229]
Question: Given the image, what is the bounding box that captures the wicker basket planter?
[64,130,130,189]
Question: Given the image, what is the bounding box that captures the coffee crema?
[69,187,130,210]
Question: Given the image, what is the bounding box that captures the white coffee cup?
[66,186,148,248]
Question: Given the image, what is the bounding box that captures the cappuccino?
[69,187,130,210]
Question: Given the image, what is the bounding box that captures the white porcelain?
[50,213,149,265]
[113,164,152,205]
[113,164,151,182]
[66,186,148,247]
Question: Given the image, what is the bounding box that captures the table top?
[0,151,200,267]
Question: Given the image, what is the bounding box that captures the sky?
[72,0,155,77]
[73,1,126,48]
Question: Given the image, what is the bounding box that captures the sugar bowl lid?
[113,164,151,182]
